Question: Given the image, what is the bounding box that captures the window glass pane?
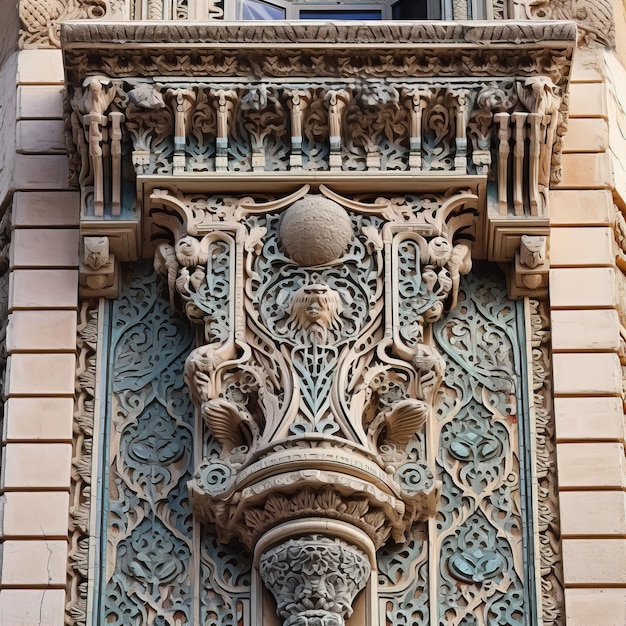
[241,0,286,20]
[392,0,429,19]
[300,9,382,20]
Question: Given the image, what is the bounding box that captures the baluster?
[405,89,428,172]
[453,89,469,173]
[511,112,527,216]
[109,112,124,216]
[528,112,542,216]
[167,88,195,175]
[325,89,350,172]
[286,90,309,171]
[494,112,510,216]
[213,89,236,172]
[85,113,106,216]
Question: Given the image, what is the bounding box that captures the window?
[227,0,453,20]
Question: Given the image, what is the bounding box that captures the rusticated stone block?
[0,589,66,625]
[4,397,74,442]
[2,443,72,490]
[557,442,626,489]
[551,309,620,351]
[550,268,616,308]
[554,397,625,442]
[0,540,67,586]
[563,539,626,585]
[2,491,70,538]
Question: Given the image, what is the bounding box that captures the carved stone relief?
[104,265,196,623]
[96,261,562,625]
[61,22,574,300]
[259,535,371,626]
[20,0,116,48]
[67,301,98,626]
[64,19,567,626]
[101,263,252,625]
[153,187,469,553]
[67,76,566,202]
[529,298,564,626]
[514,0,616,48]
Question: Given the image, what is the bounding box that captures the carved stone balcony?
[62,20,574,300]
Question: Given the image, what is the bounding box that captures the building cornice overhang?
[61,20,576,300]
[61,20,577,83]
[60,19,577,48]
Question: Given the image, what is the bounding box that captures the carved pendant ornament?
[148,184,479,620]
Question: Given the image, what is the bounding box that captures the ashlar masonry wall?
[0,47,80,625]
[550,46,626,625]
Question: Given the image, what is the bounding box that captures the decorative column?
[259,535,371,626]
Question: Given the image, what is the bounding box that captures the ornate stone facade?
[52,18,575,626]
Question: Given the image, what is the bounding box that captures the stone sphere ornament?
[279,195,353,266]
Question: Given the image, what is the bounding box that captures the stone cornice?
[61,20,577,86]
[61,19,577,47]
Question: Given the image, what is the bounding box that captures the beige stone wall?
[0,48,79,625]
[550,48,626,626]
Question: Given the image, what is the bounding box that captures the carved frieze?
[61,22,574,301]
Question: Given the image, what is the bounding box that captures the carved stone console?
[61,21,575,624]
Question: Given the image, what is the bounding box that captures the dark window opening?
[392,0,430,19]
[300,9,383,20]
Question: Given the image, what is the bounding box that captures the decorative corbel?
[508,234,549,299]
[71,76,117,217]
[79,236,119,298]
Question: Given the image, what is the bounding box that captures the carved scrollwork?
[66,301,98,626]
[148,187,478,566]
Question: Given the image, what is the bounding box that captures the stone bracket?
[79,235,120,298]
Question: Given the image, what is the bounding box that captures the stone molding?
[61,19,577,47]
